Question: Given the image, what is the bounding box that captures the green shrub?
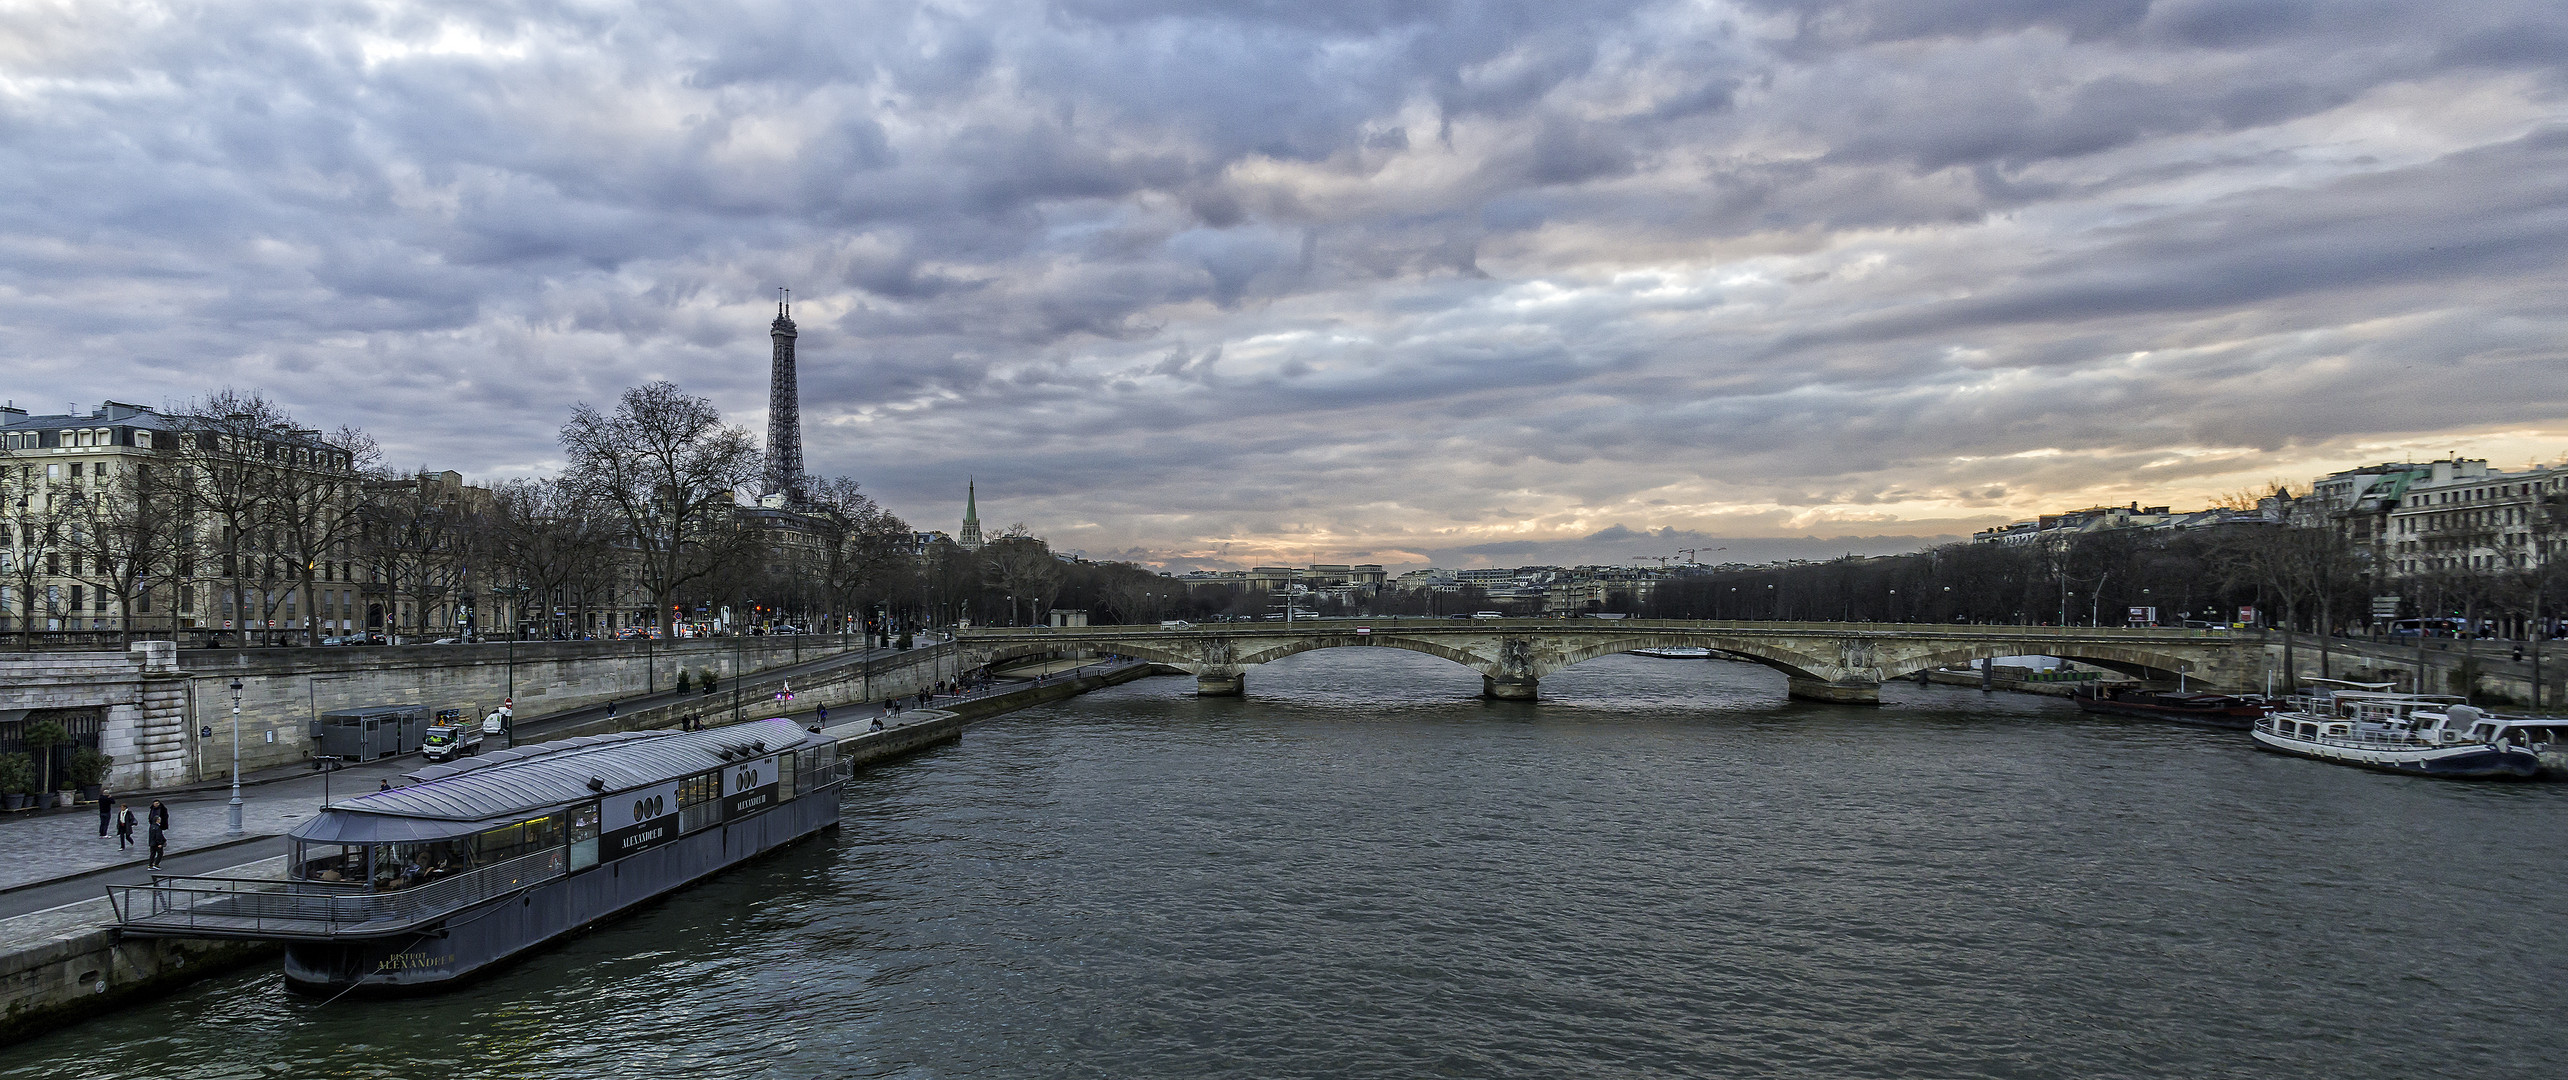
[0,753,34,796]
[675,670,693,693]
[69,748,114,787]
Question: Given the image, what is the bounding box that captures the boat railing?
[109,847,569,938]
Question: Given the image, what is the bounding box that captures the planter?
[54,791,75,808]
[78,783,103,801]
[1,794,24,811]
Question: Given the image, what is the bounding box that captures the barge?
[2252,682,2541,780]
[2071,685,2268,729]
[106,718,848,994]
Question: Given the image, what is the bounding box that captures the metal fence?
[109,847,568,937]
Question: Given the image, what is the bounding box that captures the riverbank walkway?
[0,651,1149,923]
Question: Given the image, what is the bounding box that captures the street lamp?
[226,677,244,837]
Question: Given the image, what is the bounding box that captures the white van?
[1471,611,1505,619]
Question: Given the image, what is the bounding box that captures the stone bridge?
[955,619,2268,704]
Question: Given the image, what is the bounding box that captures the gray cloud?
[2,0,2564,569]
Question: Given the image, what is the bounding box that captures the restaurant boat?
[107,718,848,994]
[2070,685,2268,729]
[2251,681,2542,780]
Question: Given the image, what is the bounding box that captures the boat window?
[474,814,566,866]
[679,770,723,833]
[369,839,474,891]
[776,752,797,802]
[569,801,602,871]
[296,842,365,883]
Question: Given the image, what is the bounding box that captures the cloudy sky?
[6,1,2565,569]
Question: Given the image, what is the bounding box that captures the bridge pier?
[1482,674,1538,701]
[1195,672,1244,697]
[1787,676,1880,706]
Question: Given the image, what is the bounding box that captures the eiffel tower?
[765,288,807,506]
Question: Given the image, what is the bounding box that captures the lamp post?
[226,677,244,836]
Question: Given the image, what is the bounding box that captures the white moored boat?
[2252,680,2542,780]
[1630,647,1713,659]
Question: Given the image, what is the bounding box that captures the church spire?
[959,478,984,551]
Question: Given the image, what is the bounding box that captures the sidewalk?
[0,755,421,894]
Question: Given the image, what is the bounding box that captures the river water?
[11,650,2566,1079]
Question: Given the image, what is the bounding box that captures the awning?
[287,811,491,845]
[0,709,31,727]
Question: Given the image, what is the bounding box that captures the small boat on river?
[107,718,849,994]
[2071,685,2268,729]
[2252,681,2542,780]
[1630,647,1713,659]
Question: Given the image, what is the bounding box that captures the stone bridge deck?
[955,619,2268,704]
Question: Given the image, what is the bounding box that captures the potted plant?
[700,669,719,695]
[69,748,114,801]
[0,753,33,811]
[676,670,693,693]
[21,720,68,802]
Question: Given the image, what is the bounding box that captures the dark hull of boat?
[280,782,841,995]
[2073,695,2262,730]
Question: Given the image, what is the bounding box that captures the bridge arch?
[964,638,1199,673]
[1234,634,1495,675]
[1882,644,2192,683]
[1542,635,1830,684]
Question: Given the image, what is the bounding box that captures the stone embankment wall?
[0,636,905,790]
[539,644,966,739]
[0,857,286,1046]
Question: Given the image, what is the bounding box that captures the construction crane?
[1674,547,1725,565]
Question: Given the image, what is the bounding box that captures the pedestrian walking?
[147,799,169,831]
[606,701,618,720]
[97,792,115,837]
[146,817,167,870]
[116,806,136,850]
[817,704,829,726]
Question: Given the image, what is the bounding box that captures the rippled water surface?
[12,650,2567,1079]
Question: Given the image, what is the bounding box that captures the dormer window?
[135,430,152,449]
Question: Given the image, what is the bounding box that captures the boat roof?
[2327,691,2463,702]
[287,719,824,844]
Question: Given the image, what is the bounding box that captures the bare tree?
[266,426,377,645]
[486,476,617,639]
[361,471,477,643]
[557,382,761,634]
[0,458,74,646]
[62,458,185,646]
[984,527,1061,626]
[810,475,913,636]
[170,390,298,645]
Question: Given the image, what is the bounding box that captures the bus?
[2388,618,2478,638]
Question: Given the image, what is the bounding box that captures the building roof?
[287,719,823,844]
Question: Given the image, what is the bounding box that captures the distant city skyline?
[6,2,2563,571]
